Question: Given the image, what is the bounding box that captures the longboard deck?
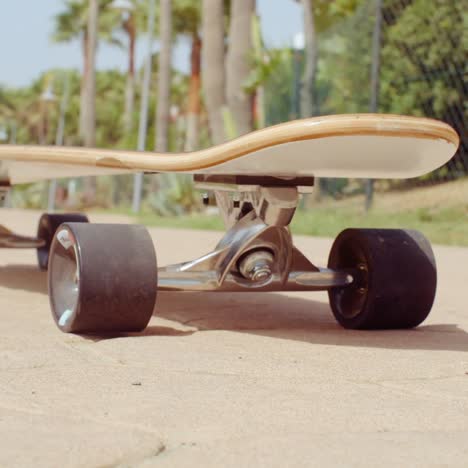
[0,114,459,185]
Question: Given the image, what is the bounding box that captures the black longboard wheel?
[48,223,158,334]
[37,213,89,270]
[328,228,436,330]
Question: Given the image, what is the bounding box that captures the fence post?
[366,0,383,211]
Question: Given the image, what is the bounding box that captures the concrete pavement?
[0,209,467,467]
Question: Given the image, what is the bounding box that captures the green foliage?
[298,0,363,32]
[172,0,200,36]
[305,0,467,190]
[315,0,375,114]
[135,194,468,247]
[259,0,369,126]
[95,70,126,146]
[52,0,122,46]
[10,182,47,209]
[52,0,88,43]
[244,15,292,96]
[262,49,296,125]
[0,69,128,147]
[313,0,466,122]
[135,177,468,246]
[147,174,200,216]
[380,0,466,118]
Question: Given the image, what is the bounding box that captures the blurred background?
[0,0,466,245]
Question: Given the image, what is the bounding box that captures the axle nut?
[239,250,274,283]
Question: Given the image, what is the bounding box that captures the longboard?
[0,114,459,185]
[0,113,460,335]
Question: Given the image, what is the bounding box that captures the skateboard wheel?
[328,228,436,329]
[48,223,157,334]
[37,213,89,270]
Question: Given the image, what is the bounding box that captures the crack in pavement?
[101,442,167,468]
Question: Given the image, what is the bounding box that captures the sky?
[0,0,303,87]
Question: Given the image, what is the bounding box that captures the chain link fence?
[265,0,466,194]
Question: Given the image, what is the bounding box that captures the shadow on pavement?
[0,265,47,294]
[1,264,467,353]
[156,291,468,353]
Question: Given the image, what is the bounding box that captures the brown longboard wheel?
[328,228,437,329]
[48,223,158,334]
[37,213,89,271]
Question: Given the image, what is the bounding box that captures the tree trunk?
[301,0,320,202]
[226,0,255,137]
[155,0,172,153]
[83,0,98,147]
[184,34,202,152]
[113,16,135,206]
[301,0,317,118]
[124,14,136,135]
[201,0,226,144]
[79,31,89,142]
[82,0,99,203]
[365,0,383,211]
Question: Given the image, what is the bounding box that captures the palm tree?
[173,1,202,151]
[201,0,226,144]
[77,0,99,204]
[300,0,317,118]
[184,34,202,151]
[52,0,120,142]
[0,87,46,144]
[83,0,98,147]
[121,7,137,135]
[155,0,172,153]
[226,0,255,136]
[52,1,88,139]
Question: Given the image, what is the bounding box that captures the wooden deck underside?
[0,114,459,185]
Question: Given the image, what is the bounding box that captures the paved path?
[0,209,467,467]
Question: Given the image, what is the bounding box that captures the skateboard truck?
[45,173,438,333]
[158,176,353,292]
[0,224,45,249]
[0,184,48,249]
